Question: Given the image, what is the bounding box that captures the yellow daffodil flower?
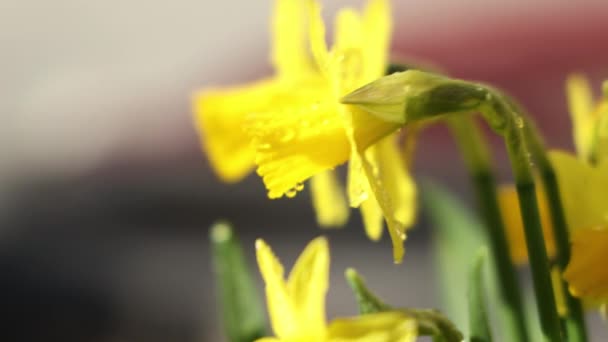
[551,76,608,306]
[547,151,608,305]
[192,0,349,227]
[255,237,417,341]
[246,0,417,263]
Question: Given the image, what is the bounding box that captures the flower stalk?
[449,116,529,342]
[522,121,588,342]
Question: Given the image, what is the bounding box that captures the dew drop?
[280,129,295,143]
[285,189,298,198]
[258,143,272,151]
[295,182,304,191]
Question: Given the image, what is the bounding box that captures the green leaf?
[210,221,266,342]
[468,247,493,342]
[422,181,487,334]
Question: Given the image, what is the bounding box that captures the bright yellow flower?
[247,0,417,263]
[546,151,608,304]
[255,237,417,342]
[192,0,349,227]
[555,76,608,304]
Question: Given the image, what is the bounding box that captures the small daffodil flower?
[247,0,417,263]
[548,151,608,304]
[192,0,349,227]
[544,76,608,306]
[255,237,417,342]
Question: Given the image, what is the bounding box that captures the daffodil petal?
[593,100,608,162]
[360,136,413,263]
[247,99,351,199]
[548,150,608,230]
[362,0,391,83]
[308,0,329,75]
[497,184,557,265]
[564,227,608,301]
[254,338,281,342]
[287,237,329,338]
[255,239,298,339]
[311,170,350,227]
[334,8,363,53]
[272,0,313,79]
[566,74,595,160]
[360,196,384,241]
[375,135,417,228]
[327,312,417,342]
[193,79,282,182]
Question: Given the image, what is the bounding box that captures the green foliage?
[210,221,266,342]
[468,248,493,342]
[423,181,488,334]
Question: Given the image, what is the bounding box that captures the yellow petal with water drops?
[344,108,400,207]
[247,100,351,199]
[255,239,298,339]
[287,237,330,338]
[272,0,313,80]
[361,0,391,83]
[311,170,350,227]
[548,150,608,230]
[497,184,557,265]
[360,195,384,241]
[566,74,595,160]
[327,311,417,342]
[359,135,416,263]
[193,79,284,182]
[375,135,417,229]
[564,227,608,301]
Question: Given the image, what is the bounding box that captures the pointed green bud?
[345,268,391,314]
[210,221,266,342]
[342,70,488,124]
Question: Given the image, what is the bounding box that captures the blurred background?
[2,0,608,341]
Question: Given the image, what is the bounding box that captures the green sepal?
[345,268,391,314]
[210,221,266,342]
[345,268,463,342]
[468,247,493,342]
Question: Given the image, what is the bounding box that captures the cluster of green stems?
[394,66,588,341]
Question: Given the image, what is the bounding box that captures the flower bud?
[342,70,488,124]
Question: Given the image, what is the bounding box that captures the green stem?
[449,116,529,342]
[503,126,563,342]
[523,122,588,342]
